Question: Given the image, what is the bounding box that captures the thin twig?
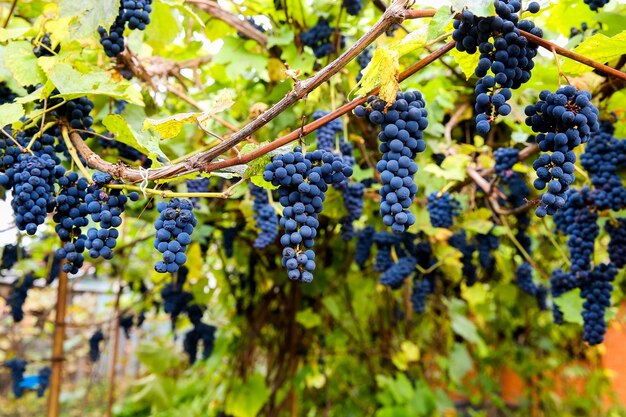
[3,0,18,28]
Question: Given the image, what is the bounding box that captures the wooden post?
[47,268,69,417]
[105,288,122,417]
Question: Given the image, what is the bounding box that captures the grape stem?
[541,218,572,266]
[499,214,548,279]
[2,0,18,28]
[105,183,228,199]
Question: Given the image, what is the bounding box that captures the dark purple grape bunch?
[525,86,599,217]
[7,273,36,322]
[154,198,197,273]
[354,90,428,233]
[516,262,547,310]
[99,0,153,58]
[250,184,278,249]
[584,0,610,11]
[66,96,94,130]
[88,330,105,362]
[493,147,519,180]
[452,1,543,135]
[184,323,216,365]
[53,172,90,274]
[354,225,375,269]
[581,263,616,345]
[263,146,352,282]
[33,33,59,57]
[380,256,417,289]
[300,18,344,59]
[0,81,17,105]
[606,219,626,268]
[343,0,363,15]
[3,358,27,398]
[186,177,210,208]
[427,192,460,229]
[83,173,139,260]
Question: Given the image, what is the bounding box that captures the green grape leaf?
[4,41,45,86]
[225,374,270,417]
[428,6,454,41]
[296,308,322,329]
[562,30,626,76]
[448,343,473,385]
[0,103,25,128]
[104,114,166,163]
[59,0,121,39]
[554,289,584,325]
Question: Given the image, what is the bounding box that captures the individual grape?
[263,146,352,282]
[3,358,27,398]
[343,0,363,15]
[606,219,626,268]
[355,90,429,233]
[354,225,375,269]
[153,198,197,273]
[525,86,600,216]
[427,192,460,228]
[300,18,344,59]
[88,330,105,362]
[581,263,616,345]
[380,256,416,289]
[250,184,278,249]
[449,231,477,286]
[7,273,36,322]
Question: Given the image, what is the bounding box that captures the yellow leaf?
[143,91,234,139]
[449,47,480,80]
[378,49,400,105]
[400,341,420,362]
[392,25,428,57]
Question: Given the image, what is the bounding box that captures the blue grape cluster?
[263,146,352,282]
[553,188,598,274]
[184,323,216,365]
[0,81,17,104]
[380,256,416,289]
[313,110,343,151]
[449,231,478,286]
[66,96,94,130]
[3,358,27,398]
[186,177,210,207]
[3,154,64,235]
[7,273,36,322]
[37,367,51,397]
[100,134,152,168]
[154,198,196,273]
[427,192,460,228]
[88,330,105,362]
[343,0,363,15]
[580,122,626,210]
[161,267,194,329]
[452,1,543,135]
[250,184,278,248]
[99,0,152,57]
[581,263,616,345]
[222,226,238,258]
[339,182,365,240]
[119,313,140,339]
[355,225,375,269]
[300,19,342,59]
[1,244,26,271]
[32,33,58,57]
[354,91,428,233]
[550,268,578,324]
[525,86,600,217]
[53,172,90,274]
[356,47,373,82]
[606,219,626,268]
[493,147,519,179]
[84,173,139,260]
[584,0,610,11]
[477,231,499,269]
[373,231,399,272]
[516,262,547,310]
[237,17,266,39]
